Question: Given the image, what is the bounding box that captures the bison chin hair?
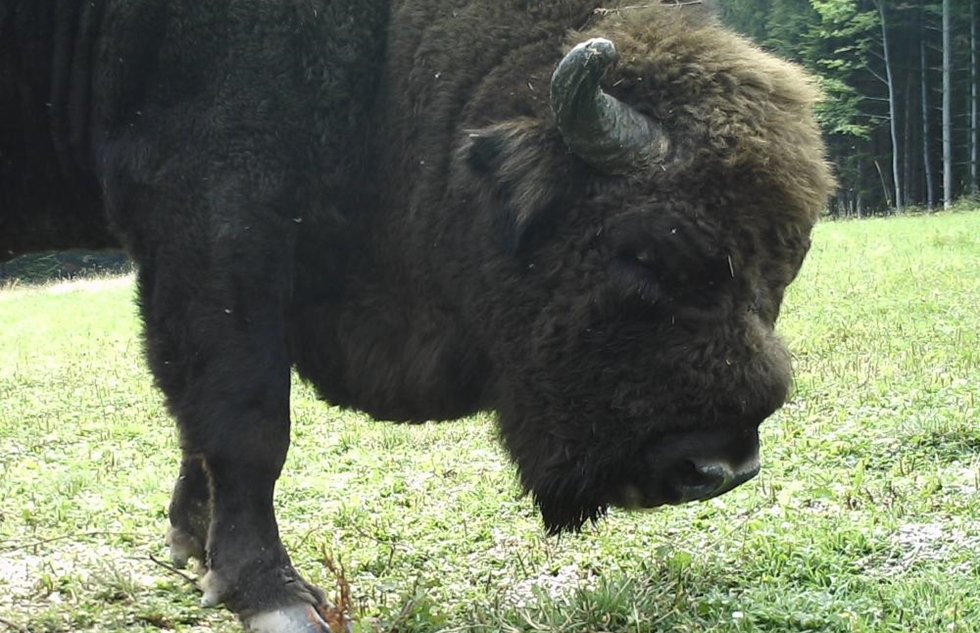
[533,486,609,536]
[515,452,616,534]
[500,407,621,534]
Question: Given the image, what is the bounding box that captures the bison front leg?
[124,196,343,633]
[166,456,209,570]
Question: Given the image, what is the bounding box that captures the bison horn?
[551,38,668,174]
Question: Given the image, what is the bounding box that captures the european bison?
[0,0,834,630]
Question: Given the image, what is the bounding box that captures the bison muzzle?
[0,0,834,631]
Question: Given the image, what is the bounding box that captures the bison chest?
[289,284,493,423]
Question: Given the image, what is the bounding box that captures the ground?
[1,210,979,632]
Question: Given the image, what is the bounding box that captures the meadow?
[1,210,978,632]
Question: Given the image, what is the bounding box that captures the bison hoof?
[247,604,352,633]
[200,570,228,608]
[199,567,332,625]
[165,525,206,571]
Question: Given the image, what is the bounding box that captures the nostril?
[692,459,734,484]
[673,459,717,488]
[644,428,763,506]
[670,459,744,502]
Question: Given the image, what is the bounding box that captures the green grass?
[1,210,979,632]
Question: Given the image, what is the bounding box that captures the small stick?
[0,616,28,633]
[148,553,200,588]
[318,552,355,631]
[0,531,152,553]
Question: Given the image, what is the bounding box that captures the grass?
[1,210,979,632]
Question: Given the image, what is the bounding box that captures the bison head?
[454,8,834,533]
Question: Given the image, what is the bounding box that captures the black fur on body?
[1,0,833,627]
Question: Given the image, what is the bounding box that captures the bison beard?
[1,1,834,632]
[538,489,610,536]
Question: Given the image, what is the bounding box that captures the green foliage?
[1,210,979,631]
[719,0,980,213]
[814,75,872,139]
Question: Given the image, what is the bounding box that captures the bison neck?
[287,228,494,423]
[286,0,609,422]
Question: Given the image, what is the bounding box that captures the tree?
[920,2,935,210]
[942,0,952,210]
[717,0,976,214]
[972,0,978,196]
[871,0,903,212]
[807,0,879,212]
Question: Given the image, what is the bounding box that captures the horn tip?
[572,38,618,64]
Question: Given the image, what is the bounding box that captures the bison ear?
[462,120,581,254]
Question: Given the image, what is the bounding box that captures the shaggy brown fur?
[2,0,832,629]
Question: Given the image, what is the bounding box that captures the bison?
[0,0,834,631]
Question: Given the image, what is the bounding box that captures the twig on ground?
[318,552,355,632]
[351,523,406,556]
[148,553,200,588]
[0,531,152,553]
[0,616,28,633]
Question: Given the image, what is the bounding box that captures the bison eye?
[615,249,658,275]
[633,249,656,268]
[610,250,662,303]
[614,249,658,278]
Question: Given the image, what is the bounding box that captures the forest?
[719,0,978,216]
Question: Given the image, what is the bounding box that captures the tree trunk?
[877,0,903,213]
[972,0,978,197]
[942,0,953,209]
[921,4,935,210]
[857,155,864,218]
[904,62,914,206]
[874,159,891,210]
